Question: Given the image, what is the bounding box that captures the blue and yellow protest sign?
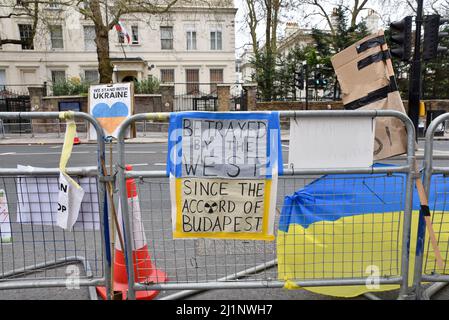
[167,112,282,240]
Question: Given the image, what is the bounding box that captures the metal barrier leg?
[422,282,449,300]
[0,256,98,300]
[160,259,278,300]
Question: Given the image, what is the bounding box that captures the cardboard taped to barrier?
[331,31,408,160]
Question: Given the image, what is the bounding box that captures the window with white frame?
[186,69,199,95]
[161,26,173,50]
[84,70,99,84]
[209,69,223,94]
[51,70,66,84]
[83,26,96,51]
[160,69,175,83]
[186,30,197,50]
[210,30,222,50]
[50,25,63,49]
[18,24,34,50]
[131,25,139,44]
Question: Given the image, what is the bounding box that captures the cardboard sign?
[288,117,375,169]
[0,189,11,243]
[331,31,408,160]
[167,112,282,240]
[88,82,133,139]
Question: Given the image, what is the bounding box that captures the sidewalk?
[0,130,448,145]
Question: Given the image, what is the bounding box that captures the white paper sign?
[0,189,11,243]
[16,165,100,230]
[288,117,375,169]
[57,172,85,231]
[88,82,132,140]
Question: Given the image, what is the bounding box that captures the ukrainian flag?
[277,164,449,297]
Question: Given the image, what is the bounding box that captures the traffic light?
[313,73,328,88]
[423,15,449,61]
[294,71,304,89]
[389,16,413,61]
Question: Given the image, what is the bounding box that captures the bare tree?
[0,0,182,83]
[79,0,179,83]
[241,0,292,99]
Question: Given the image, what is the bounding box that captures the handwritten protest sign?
[88,82,133,140]
[0,189,11,243]
[167,112,282,240]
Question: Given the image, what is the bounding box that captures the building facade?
[0,1,237,95]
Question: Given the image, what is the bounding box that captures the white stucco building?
[0,1,237,94]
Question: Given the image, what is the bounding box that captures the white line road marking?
[49,145,60,149]
[282,144,289,148]
[126,151,157,154]
[0,151,90,155]
[129,163,149,167]
[152,163,166,166]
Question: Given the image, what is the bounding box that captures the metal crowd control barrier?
[414,112,449,299]
[116,110,416,300]
[0,112,111,300]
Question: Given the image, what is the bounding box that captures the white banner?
[288,117,375,169]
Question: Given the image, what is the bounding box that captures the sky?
[232,0,417,57]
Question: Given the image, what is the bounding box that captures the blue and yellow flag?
[277,164,449,297]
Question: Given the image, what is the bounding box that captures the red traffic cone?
[96,165,168,300]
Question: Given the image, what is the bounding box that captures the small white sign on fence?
[288,117,375,169]
[88,82,133,140]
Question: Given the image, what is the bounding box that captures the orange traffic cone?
[96,165,167,300]
[73,132,80,145]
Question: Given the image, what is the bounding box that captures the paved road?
[1,140,449,300]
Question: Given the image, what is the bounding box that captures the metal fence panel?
[116,110,416,300]
[0,112,111,299]
[416,112,449,299]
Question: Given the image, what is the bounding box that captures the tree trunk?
[95,25,113,84]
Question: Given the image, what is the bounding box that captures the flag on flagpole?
[115,20,130,44]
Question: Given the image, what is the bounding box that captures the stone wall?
[256,100,344,111]
[256,99,449,113]
[30,89,164,133]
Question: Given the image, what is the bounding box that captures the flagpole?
[120,42,127,59]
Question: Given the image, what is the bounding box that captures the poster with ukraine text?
[88,82,133,140]
[167,112,282,240]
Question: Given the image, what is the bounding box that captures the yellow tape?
[58,111,81,189]
[147,113,168,121]
[283,279,301,290]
